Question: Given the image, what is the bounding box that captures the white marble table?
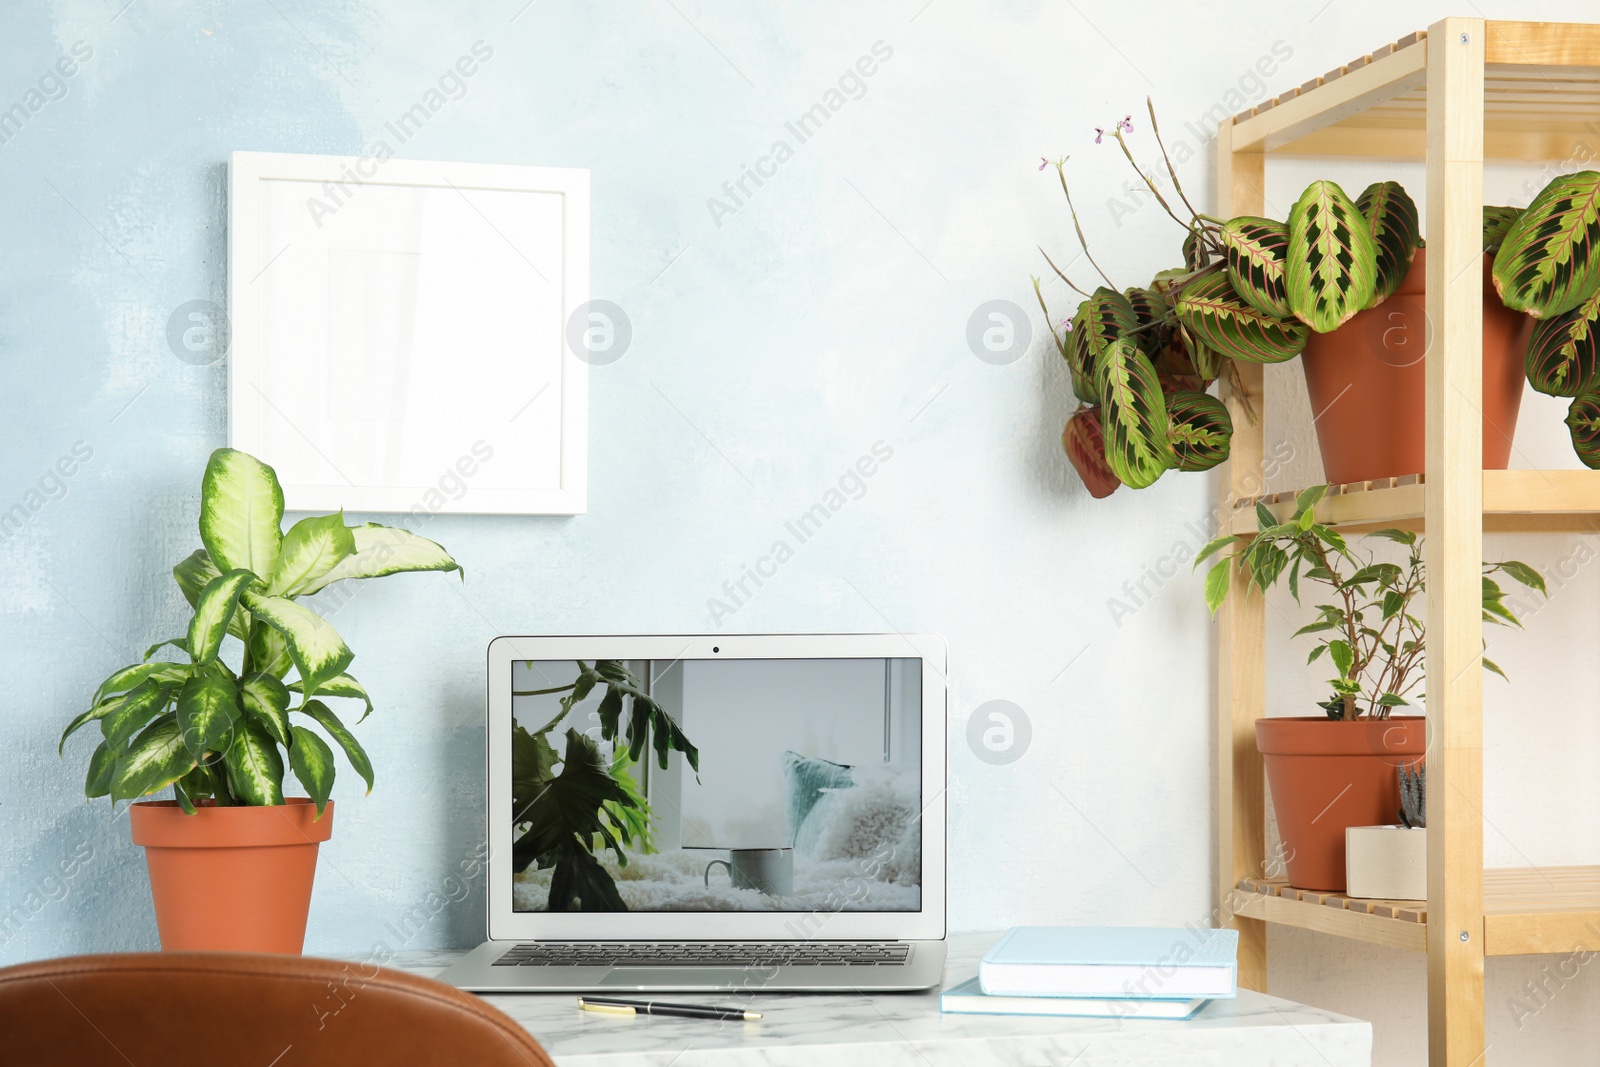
[386,932,1371,1066]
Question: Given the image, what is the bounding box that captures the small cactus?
[1398,762,1426,828]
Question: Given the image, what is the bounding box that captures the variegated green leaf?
[288,671,374,722]
[268,512,357,596]
[144,637,187,662]
[1483,205,1523,254]
[174,550,249,640]
[225,720,285,805]
[1221,216,1291,317]
[1526,286,1600,396]
[60,694,121,756]
[1123,286,1169,358]
[175,673,240,759]
[288,725,336,816]
[172,548,222,609]
[241,592,353,698]
[1175,272,1307,364]
[199,448,284,580]
[1062,302,1100,406]
[1066,302,1100,405]
[240,673,292,746]
[85,741,117,798]
[187,568,258,666]
[1287,180,1378,332]
[298,699,373,794]
[1094,337,1175,490]
[110,716,196,802]
[1494,171,1600,318]
[1182,227,1210,271]
[1175,321,1221,381]
[1167,390,1234,472]
[247,621,293,677]
[299,523,462,594]
[1566,392,1600,468]
[93,661,189,707]
[101,681,173,751]
[1081,286,1138,361]
[1356,181,1421,307]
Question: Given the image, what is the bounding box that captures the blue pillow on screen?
[781,751,853,847]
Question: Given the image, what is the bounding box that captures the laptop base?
[437,939,946,993]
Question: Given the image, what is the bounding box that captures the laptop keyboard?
[492,942,912,967]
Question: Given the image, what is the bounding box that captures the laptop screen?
[510,656,923,914]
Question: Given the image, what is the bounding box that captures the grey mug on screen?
[705,847,794,897]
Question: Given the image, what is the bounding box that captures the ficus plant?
[1037,99,1556,498]
[1195,485,1546,720]
[509,660,699,912]
[58,448,461,815]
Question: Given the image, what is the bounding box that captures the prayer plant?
[1038,101,1600,496]
[1195,485,1546,721]
[1490,171,1600,467]
[59,448,461,815]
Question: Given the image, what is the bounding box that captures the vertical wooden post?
[1424,18,1486,1067]
[1215,117,1268,992]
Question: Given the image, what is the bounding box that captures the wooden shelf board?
[1229,21,1600,160]
[1235,876,1428,952]
[1226,470,1600,535]
[1238,867,1600,956]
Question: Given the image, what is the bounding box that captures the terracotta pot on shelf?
[1298,250,1533,486]
[1256,716,1423,893]
[129,798,334,954]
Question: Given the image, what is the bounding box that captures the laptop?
[438,633,948,993]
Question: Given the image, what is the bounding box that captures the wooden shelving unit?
[1214,19,1600,1067]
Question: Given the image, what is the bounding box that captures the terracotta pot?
[130,798,334,954]
[1299,250,1532,485]
[1255,716,1423,892]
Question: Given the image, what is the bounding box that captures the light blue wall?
[5,2,1591,1002]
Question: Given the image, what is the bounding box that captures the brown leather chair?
[0,952,553,1066]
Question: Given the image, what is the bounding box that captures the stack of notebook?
[940,926,1240,1020]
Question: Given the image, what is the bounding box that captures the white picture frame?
[228,150,589,515]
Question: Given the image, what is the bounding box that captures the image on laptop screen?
[510,657,923,913]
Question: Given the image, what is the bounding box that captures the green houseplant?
[1195,485,1544,890]
[1039,102,1537,497]
[1490,171,1600,467]
[58,447,461,952]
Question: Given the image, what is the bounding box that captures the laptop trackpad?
[598,968,744,988]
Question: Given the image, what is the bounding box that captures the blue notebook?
[978,926,1239,999]
[940,977,1208,1019]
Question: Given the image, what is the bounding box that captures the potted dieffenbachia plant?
[1196,486,1544,892]
[59,448,461,953]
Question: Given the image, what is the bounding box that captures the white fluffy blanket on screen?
[513,767,922,913]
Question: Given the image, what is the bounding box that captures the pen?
[576,996,763,1021]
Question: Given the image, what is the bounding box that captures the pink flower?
[1118,115,1134,134]
[1038,157,1048,171]
[1093,128,1104,144]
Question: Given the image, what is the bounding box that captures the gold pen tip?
[744,1011,763,1020]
